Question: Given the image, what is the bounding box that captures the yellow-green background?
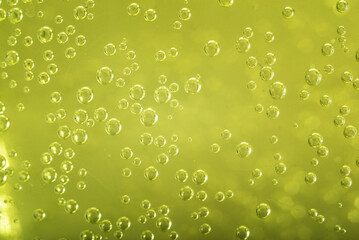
[1,0,359,239]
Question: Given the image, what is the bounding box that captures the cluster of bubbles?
[1,0,359,239]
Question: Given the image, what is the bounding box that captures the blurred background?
[0,0,359,239]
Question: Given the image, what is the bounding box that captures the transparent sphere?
[218,0,234,7]
[77,87,94,104]
[256,203,271,218]
[192,169,208,185]
[235,37,250,53]
[305,68,322,86]
[235,226,250,240]
[97,67,114,85]
[105,118,122,136]
[184,77,201,94]
[305,172,317,184]
[236,142,252,158]
[85,207,102,224]
[71,128,88,145]
[204,40,220,57]
[144,166,158,181]
[140,108,158,127]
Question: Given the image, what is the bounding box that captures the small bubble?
[154,50,166,61]
[274,162,287,174]
[339,105,350,116]
[80,230,95,240]
[75,35,86,46]
[252,169,262,179]
[298,90,309,100]
[266,105,280,119]
[341,176,352,188]
[269,82,286,100]
[341,71,352,83]
[65,47,76,59]
[218,0,233,7]
[99,219,113,232]
[339,165,351,176]
[119,147,133,160]
[144,9,157,22]
[337,25,346,35]
[305,172,317,184]
[353,79,359,90]
[42,167,57,183]
[178,8,191,21]
[319,95,332,107]
[104,43,116,56]
[169,231,178,240]
[173,21,182,30]
[33,209,46,221]
[71,128,88,145]
[85,207,102,224]
[73,5,87,20]
[322,43,334,56]
[260,66,274,81]
[334,115,345,127]
[168,48,178,57]
[199,223,211,235]
[23,36,33,47]
[210,143,220,153]
[236,142,252,158]
[55,15,63,24]
[144,166,158,180]
[179,186,194,200]
[243,27,254,38]
[246,57,257,69]
[343,125,357,139]
[315,215,325,224]
[192,170,208,185]
[57,32,68,44]
[235,226,250,240]
[8,7,23,24]
[235,37,250,53]
[97,67,114,85]
[324,64,334,74]
[317,146,329,158]
[77,87,93,104]
[308,133,323,148]
[221,129,232,140]
[140,108,158,127]
[7,35,17,46]
[184,77,201,94]
[126,50,136,60]
[336,0,349,13]
[204,40,220,57]
[305,68,322,86]
[37,26,53,43]
[5,50,19,66]
[64,199,78,214]
[0,115,10,132]
[154,86,171,103]
[175,169,188,182]
[128,3,140,16]
[264,32,275,42]
[254,104,264,113]
[66,25,76,35]
[282,6,295,18]
[256,203,271,218]
[156,216,172,231]
[141,230,154,240]
[0,9,6,22]
[105,118,122,136]
[264,52,276,65]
